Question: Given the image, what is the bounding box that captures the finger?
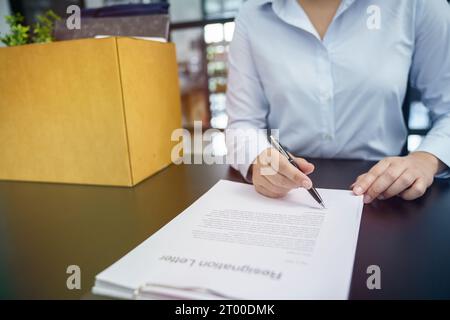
[350,182,358,189]
[368,158,392,176]
[265,171,299,189]
[349,178,361,189]
[352,160,391,195]
[400,178,427,201]
[256,174,290,196]
[381,169,416,199]
[365,165,405,203]
[287,152,315,174]
[255,184,287,199]
[275,156,312,189]
[294,157,315,175]
[352,173,372,195]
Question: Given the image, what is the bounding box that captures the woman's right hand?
[251,148,315,198]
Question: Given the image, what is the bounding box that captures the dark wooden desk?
[0,159,449,299]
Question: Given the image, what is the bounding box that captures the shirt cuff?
[415,139,450,179]
[226,130,271,182]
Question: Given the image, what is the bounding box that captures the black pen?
[269,135,326,209]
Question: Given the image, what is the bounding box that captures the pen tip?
[320,202,326,209]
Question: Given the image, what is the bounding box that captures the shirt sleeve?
[411,0,450,178]
[226,8,271,181]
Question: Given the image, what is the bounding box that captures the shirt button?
[320,92,332,102]
[323,134,333,141]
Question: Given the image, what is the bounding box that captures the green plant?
[32,10,60,44]
[0,13,30,46]
[0,10,61,47]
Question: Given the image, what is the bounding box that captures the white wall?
[169,0,203,64]
[0,0,11,47]
[84,0,105,8]
[170,0,202,23]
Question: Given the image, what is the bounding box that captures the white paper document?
[93,180,363,300]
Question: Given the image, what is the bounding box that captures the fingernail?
[302,180,312,189]
[378,195,385,200]
[363,195,372,204]
[353,186,363,195]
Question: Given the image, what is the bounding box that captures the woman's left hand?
[351,152,445,203]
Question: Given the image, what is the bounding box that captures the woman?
[226,0,450,203]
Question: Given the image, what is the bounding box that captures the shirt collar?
[256,0,356,7]
[257,0,357,41]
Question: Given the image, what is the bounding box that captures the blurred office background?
[0,0,449,155]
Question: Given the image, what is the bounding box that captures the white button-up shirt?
[226,0,450,179]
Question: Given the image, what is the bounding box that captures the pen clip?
[269,135,290,159]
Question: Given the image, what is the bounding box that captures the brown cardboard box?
[0,37,182,186]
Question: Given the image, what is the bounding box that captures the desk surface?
[0,159,449,299]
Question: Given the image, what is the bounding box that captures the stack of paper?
[93,180,363,299]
